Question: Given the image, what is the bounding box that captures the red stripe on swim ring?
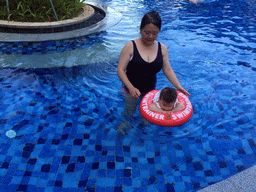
[139,90,193,127]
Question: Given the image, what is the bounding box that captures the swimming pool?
[0,0,256,191]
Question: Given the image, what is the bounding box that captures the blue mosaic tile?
[0,33,106,55]
[0,2,256,192]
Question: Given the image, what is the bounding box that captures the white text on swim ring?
[141,93,164,120]
[139,90,193,126]
[172,93,192,120]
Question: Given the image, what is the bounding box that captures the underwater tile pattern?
[0,33,104,55]
[0,65,255,192]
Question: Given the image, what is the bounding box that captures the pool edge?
[198,165,256,192]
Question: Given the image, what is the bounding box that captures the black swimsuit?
[125,40,163,93]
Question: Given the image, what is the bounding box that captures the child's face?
[159,100,175,111]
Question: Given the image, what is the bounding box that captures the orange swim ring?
[139,90,193,127]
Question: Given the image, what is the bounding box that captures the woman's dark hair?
[159,87,177,103]
[140,10,161,31]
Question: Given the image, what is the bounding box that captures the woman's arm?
[161,43,191,96]
[117,41,141,98]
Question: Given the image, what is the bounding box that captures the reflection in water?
[0,32,115,68]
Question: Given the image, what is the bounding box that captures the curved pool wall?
[0,2,122,68]
[0,0,256,191]
[0,2,122,57]
[0,4,96,35]
[0,2,122,42]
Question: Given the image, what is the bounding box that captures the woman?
[117,10,190,127]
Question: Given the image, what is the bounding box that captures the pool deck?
[199,165,256,191]
[0,2,122,42]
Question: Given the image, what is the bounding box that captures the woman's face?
[140,23,160,45]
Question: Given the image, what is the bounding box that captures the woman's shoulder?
[122,41,134,54]
[159,42,167,50]
[125,40,134,47]
[158,42,168,56]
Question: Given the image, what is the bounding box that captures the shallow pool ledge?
[198,165,256,192]
[0,2,122,42]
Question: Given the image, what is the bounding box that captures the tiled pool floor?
[0,65,256,192]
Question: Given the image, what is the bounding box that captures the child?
[149,87,185,113]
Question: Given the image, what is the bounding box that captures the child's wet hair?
[159,87,177,103]
[140,10,162,31]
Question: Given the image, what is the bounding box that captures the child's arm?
[170,102,185,113]
[149,102,185,114]
[149,103,171,114]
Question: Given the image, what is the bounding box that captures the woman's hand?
[129,87,141,99]
[177,86,191,96]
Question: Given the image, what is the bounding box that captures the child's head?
[159,87,177,111]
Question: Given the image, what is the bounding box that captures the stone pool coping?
[0,5,94,29]
[198,164,256,192]
[0,2,122,42]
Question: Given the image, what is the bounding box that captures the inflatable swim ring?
[139,90,193,127]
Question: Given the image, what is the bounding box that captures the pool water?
[0,0,256,191]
